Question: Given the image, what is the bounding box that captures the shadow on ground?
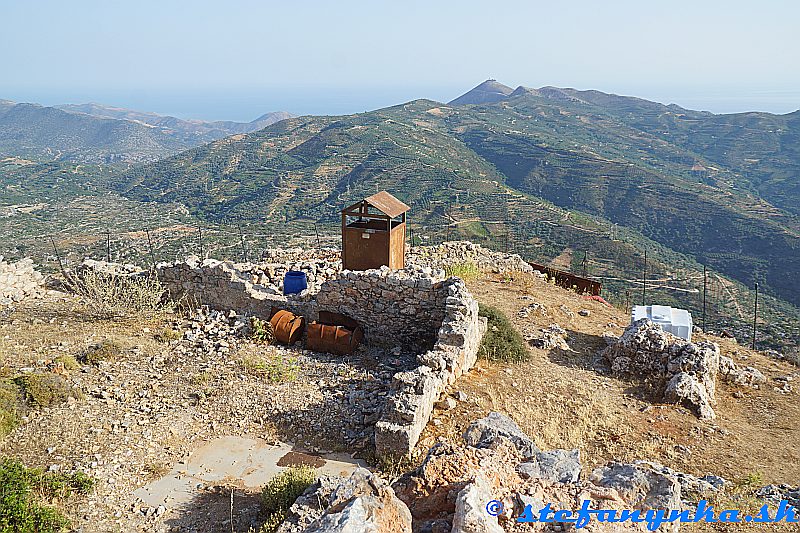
[163,485,263,533]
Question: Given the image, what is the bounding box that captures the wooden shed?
[341,191,409,270]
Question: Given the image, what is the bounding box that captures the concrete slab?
[133,436,365,508]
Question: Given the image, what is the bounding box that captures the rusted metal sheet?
[306,312,364,355]
[363,191,410,218]
[342,220,391,270]
[527,261,602,296]
[269,308,305,345]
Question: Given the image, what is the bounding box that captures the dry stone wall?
[0,257,45,305]
[375,278,487,458]
[155,256,311,319]
[77,244,491,458]
[315,265,448,349]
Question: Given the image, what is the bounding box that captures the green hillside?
[109,94,800,351]
[0,100,292,163]
[2,85,797,352]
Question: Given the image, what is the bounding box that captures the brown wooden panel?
[389,222,406,269]
[342,226,390,270]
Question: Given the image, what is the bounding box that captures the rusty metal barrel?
[306,322,364,355]
[269,308,305,345]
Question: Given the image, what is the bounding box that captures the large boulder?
[603,319,723,419]
[392,439,523,528]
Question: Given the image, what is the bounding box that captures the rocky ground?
[1,251,799,532]
[0,294,417,532]
[416,272,800,531]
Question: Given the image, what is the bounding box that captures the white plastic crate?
[632,305,693,341]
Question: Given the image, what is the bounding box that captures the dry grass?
[67,270,173,319]
[420,271,800,511]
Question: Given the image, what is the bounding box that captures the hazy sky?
[2,0,798,120]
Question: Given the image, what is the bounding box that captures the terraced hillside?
[112,96,799,352]
[2,85,798,351]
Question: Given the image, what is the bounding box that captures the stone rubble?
[526,324,570,351]
[0,256,45,305]
[407,241,534,274]
[385,412,724,533]
[603,319,723,419]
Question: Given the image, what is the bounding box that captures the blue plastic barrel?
[283,271,308,295]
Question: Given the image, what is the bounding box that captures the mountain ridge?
[0,99,293,163]
[54,102,293,136]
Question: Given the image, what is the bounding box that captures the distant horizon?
[4,1,798,120]
[3,82,799,123]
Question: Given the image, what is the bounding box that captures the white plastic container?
[632,305,693,341]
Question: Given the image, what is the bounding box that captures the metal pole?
[145,229,156,271]
[239,231,248,263]
[50,236,66,278]
[105,231,111,262]
[702,265,707,332]
[752,282,759,350]
[198,227,204,259]
[641,249,647,305]
[582,251,588,277]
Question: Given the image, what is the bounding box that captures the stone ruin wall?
[375,278,486,458]
[155,257,450,349]
[0,257,45,305]
[148,254,487,457]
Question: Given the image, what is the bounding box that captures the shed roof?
[343,191,410,218]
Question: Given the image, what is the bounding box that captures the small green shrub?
[0,457,94,532]
[53,355,79,372]
[259,466,316,533]
[242,354,298,383]
[251,317,275,344]
[736,471,765,490]
[80,341,121,365]
[478,303,530,363]
[14,373,78,408]
[0,380,22,438]
[444,261,481,281]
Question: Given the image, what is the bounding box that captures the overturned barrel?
[306,311,363,355]
[269,308,305,345]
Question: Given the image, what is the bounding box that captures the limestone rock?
[589,461,681,512]
[451,474,504,533]
[604,319,728,420]
[516,448,581,484]
[463,412,539,458]
[664,372,716,420]
[301,468,412,533]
